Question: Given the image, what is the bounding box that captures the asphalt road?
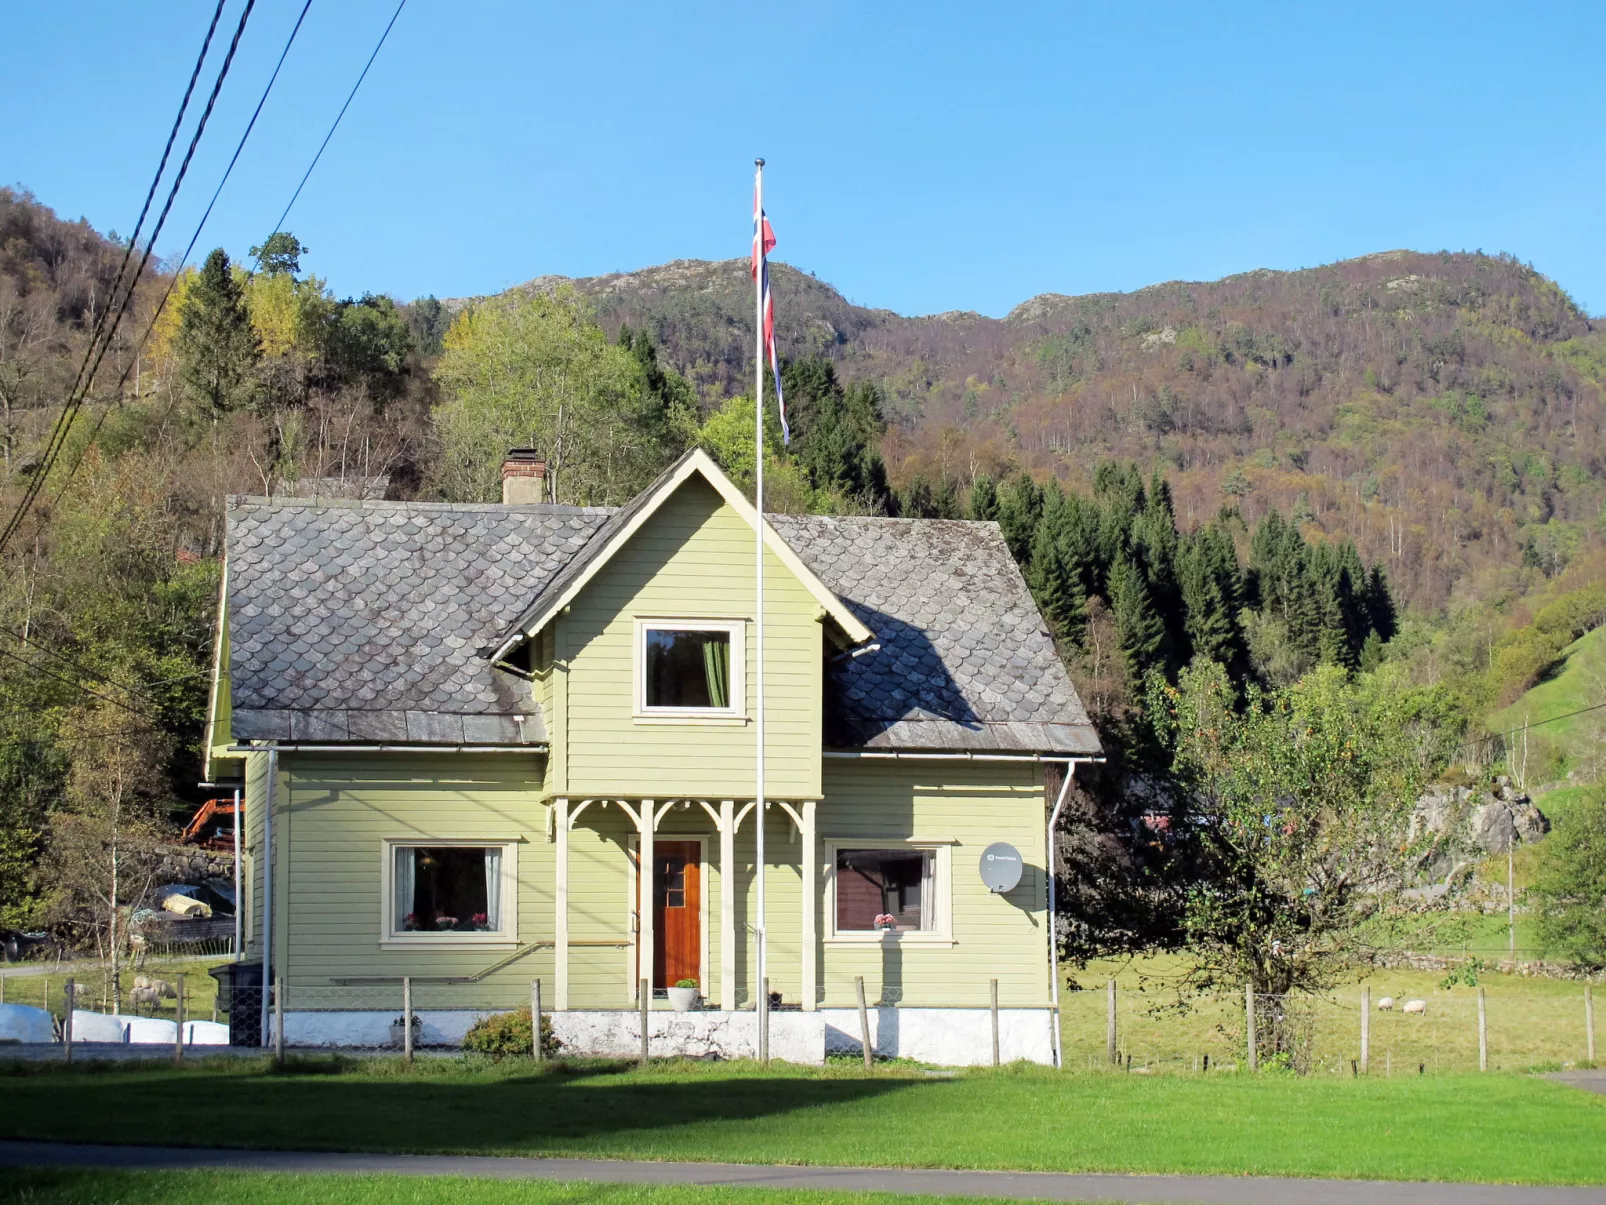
[3,1141,1604,1205]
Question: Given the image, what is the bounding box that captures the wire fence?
[1062,982,1599,1074]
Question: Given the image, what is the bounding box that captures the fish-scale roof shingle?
[225,493,1099,754]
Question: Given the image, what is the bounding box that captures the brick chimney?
[501,449,547,505]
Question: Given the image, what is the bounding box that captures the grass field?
[0,1172,1083,1205]
[1491,625,1606,793]
[0,957,226,1022]
[0,1058,1603,1185]
[1062,955,1599,1075]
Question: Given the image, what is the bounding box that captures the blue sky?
[5,1,1604,317]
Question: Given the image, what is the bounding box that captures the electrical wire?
[255,0,407,261]
[0,646,149,718]
[0,625,209,707]
[46,0,315,507]
[0,0,258,554]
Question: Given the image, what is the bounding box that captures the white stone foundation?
[551,1010,824,1064]
[278,1006,1052,1066]
[822,1007,1055,1066]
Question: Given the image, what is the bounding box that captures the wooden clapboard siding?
[276,753,551,1007]
[816,760,1051,1008]
[559,478,822,800]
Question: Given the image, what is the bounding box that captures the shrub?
[461,1007,560,1058]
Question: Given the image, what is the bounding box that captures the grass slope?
[1,1060,1604,1185]
[1491,625,1606,819]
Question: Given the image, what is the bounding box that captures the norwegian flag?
[752,182,789,444]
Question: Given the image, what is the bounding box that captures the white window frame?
[380,837,519,949]
[633,617,747,724]
[824,838,954,945]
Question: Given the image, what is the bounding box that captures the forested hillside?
[505,253,1606,615]
[4,183,1605,972]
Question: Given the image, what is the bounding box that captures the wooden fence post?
[990,978,1000,1067]
[1587,985,1596,1064]
[175,973,186,1065]
[639,977,649,1067]
[1360,985,1370,1075]
[1477,987,1488,1072]
[273,976,285,1065]
[63,980,74,1064]
[1106,979,1117,1066]
[403,976,414,1066]
[855,976,873,1071]
[1245,986,1257,1073]
[532,979,544,1062]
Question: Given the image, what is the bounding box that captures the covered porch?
[551,795,818,1013]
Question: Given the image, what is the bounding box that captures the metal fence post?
[990,978,1000,1067]
[175,974,186,1065]
[1106,979,1117,1066]
[1245,986,1257,1073]
[639,977,649,1067]
[1478,987,1488,1072]
[855,975,873,1071]
[403,976,414,1066]
[1360,985,1370,1075]
[273,976,285,1065]
[532,979,544,1062]
[63,979,74,1064]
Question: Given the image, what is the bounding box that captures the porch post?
[720,799,736,1011]
[801,797,817,1012]
[555,797,570,1010]
[638,800,655,1005]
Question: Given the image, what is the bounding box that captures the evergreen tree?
[1027,517,1086,641]
[1107,553,1166,687]
[1366,564,1398,642]
[899,475,936,518]
[969,474,999,521]
[176,248,259,414]
[249,231,305,277]
[780,358,891,512]
[1177,537,1239,668]
[996,472,1042,561]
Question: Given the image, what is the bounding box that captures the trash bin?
[209,961,263,1046]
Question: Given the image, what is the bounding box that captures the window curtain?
[394,847,416,931]
[701,636,729,708]
[483,848,502,930]
[919,852,934,931]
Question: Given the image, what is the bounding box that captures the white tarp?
[70,1010,178,1044]
[0,1003,55,1043]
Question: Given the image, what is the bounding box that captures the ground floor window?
[835,848,935,932]
[390,844,507,937]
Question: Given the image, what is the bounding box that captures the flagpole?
[753,157,768,1061]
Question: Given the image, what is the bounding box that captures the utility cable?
[0,646,149,718]
[47,0,315,508]
[0,0,258,554]
[255,0,407,261]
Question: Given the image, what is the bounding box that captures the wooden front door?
[646,841,700,991]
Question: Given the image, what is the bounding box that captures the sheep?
[131,976,176,999]
[1403,999,1427,1015]
[1377,996,1395,1011]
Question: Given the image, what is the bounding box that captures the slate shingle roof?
[769,515,1099,754]
[225,491,1100,755]
[226,497,608,744]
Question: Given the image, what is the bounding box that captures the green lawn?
[0,957,227,1022]
[0,1172,1093,1205]
[1491,624,1606,789]
[1,1059,1604,1185]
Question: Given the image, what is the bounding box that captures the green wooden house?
[207,448,1101,1063]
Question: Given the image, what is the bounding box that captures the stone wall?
[152,844,234,885]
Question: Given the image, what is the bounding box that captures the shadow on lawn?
[0,1067,929,1154]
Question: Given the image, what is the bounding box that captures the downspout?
[1046,759,1081,1069]
[259,745,278,1046]
[232,785,242,960]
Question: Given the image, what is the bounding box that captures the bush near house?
[461,1006,560,1059]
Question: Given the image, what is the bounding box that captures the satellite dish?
[979,842,1023,893]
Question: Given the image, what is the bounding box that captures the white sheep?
[1377,996,1395,1011]
[1403,999,1427,1015]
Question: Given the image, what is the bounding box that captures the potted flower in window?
[874,913,897,933]
[435,915,458,932]
[470,912,490,931]
[402,913,421,932]
[668,978,700,1012]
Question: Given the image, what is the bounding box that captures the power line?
[256,0,407,260]
[0,625,208,708]
[0,646,149,718]
[0,0,258,554]
[46,0,316,507]
[1457,699,1606,755]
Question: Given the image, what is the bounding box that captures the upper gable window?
[636,620,745,720]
